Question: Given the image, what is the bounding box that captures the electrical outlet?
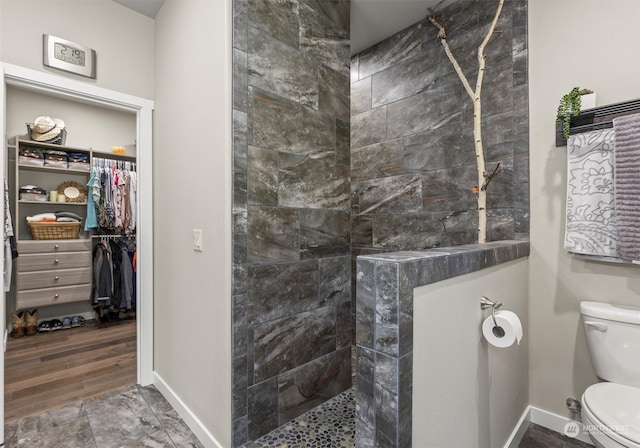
[193,229,203,252]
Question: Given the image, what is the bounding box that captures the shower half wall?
[231,0,351,445]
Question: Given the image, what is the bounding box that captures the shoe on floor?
[10,311,25,338]
[25,309,38,336]
[71,316,85,327]
[62,317,72,329]
[50,319,63,331]
[37,321,52,332]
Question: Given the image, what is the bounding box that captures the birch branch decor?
[428,0,505,244]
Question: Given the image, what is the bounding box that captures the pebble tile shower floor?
[242,390,355,448]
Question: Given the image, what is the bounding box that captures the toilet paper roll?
[482,310,523,348]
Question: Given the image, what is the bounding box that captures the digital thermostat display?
[53,42,86,67]
[43,34,96,79]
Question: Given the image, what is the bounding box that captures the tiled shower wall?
[350,0,529,258]
[232,0,351,445]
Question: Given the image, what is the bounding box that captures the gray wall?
[350,0,529,256]
[232,0,351,445]
[413,257,529,447]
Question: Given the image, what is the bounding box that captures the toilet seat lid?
[584,383,640,444]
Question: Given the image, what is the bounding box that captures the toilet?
[580,301,640,448]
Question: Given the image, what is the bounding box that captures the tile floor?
[4,383,593,448]
[4,384,203,448]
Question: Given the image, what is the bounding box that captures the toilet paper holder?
[480,296,503,328]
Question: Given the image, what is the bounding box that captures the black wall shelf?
[555,98,640,147]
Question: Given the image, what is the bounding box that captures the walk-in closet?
[3,85,139,421]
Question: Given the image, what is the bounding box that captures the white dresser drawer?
[18,267,92,290]
[17,239,92,255]
[16,284,92,309]
[17,251,92,272]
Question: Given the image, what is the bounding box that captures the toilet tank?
[580,301,640,388]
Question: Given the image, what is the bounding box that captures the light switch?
[193,229,203,252]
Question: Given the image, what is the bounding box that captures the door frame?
[0,62,154,442]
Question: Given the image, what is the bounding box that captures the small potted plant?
[556,87,595,139]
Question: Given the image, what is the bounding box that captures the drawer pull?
[54,259,60,264]
[54,276,60,281]
[54,244,60,249]
[54,293,59,299]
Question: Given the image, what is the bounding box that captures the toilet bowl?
[581,382,640,448]
[580,301,640,448]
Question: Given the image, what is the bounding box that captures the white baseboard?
[503,406,531,448]
[153,371,224,448]
[529,406,593,445]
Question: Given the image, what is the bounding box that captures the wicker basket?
[28,222,81,240]
[26,123,67,145]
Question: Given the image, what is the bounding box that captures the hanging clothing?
[91,159,137,234]
[4,178,17,292]
[84,168,99,231]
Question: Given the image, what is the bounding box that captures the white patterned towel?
[564,128,617,256]
[613,113,640,260]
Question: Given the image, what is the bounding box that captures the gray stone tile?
[233,233,247,266]
[351,139,403,182]
[248,260,318,324]
[278,347,351,424]
[233,416,248,448]
[421,165,477,212]
[302,0,349,31]
[233,49,248,112]
[234,263,248,295]
[17,401,95,448]
[4,420,18,448]
[300,209,350,259]
[513,83,529,135]
[351,106,386,149]
[371,44,457,108]
[279,153,349,209]
[247,206,300,263]
[248,26,317,108]
[355,346,375,448]
[351,54,359,83]
[480,62,514,119]
[299,2,350,76]
[336,118,350,163]
[354,174,422,215]
[319,65,349,121]
[85,385,160,448]
[248,378,279,441]
[233,294,248,357]
[234,171,247,210]
[355,259,376,348]
[233,0,248,51]
[398,353,413,448]
[375,262,400,356]
[487,209,516,241]
[318,256,351,307]
[234,110,248,172]
[247,146,278,206]
[486,157,514,209]
[233,356,249,421]
[248,0,299,48]
[336,299,353,348]
[387,82,462,139]
[351,214,373,247]
[357,21,428,78]
[374,352,399,444]
[403,120,473,172]
[121,430,177,447]
[351,76,371,116]
[234,208,247,235]
[253,306,336,382]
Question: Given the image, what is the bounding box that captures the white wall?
[413,258,529,448]
[529,0,640,418]
[153,0,232,446]
[6,86,136,153]
[0,0,155,99]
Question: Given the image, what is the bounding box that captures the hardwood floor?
[4,318,136,423]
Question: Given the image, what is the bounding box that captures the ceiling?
[112,0,445,55]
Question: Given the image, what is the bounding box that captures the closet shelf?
[18,164,90,175]
[19,200,87,206]
[556,98,640,146]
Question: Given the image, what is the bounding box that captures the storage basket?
[26,123,67,145]
[27,222,81,240]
